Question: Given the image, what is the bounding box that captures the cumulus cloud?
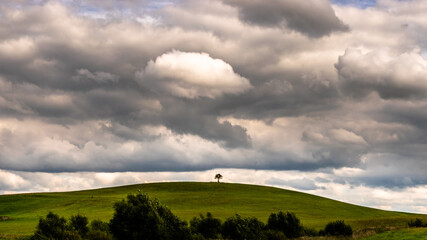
[336,48,427,99]
[1,0,427,212]
[137,50,252,99]
[0,170,31,191]
[222,0,349,37]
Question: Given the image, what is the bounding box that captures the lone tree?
[215,174,223,183]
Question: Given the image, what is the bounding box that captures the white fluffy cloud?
[137,50,252,99]
[336,48,427,98]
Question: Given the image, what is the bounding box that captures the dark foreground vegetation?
[31,192,353,240]
[408,218,427,228]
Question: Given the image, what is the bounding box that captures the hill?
[0,182,425,238]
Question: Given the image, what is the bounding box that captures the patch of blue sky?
[146,0,176,10]
[72,0,176,18]
[331,0,377,9]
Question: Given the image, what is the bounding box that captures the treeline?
[31,193,352,240]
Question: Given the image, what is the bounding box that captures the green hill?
[0,182,425,238]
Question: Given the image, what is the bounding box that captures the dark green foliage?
[267,211,302,239]
[302,227,318,237]
[31,212,113,240]
[221,214,265,240]
[263,230,288,240]
[156,204,191,240]
[408,218,426,227]
[70,214,89,238]
[190,212,222,239]
[109,192,190,240]
[191,233,206,240]
[324,220,353,237]
[31,212,74,240]
[90,220,110,232]
[87,220,112,240]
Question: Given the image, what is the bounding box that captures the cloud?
[1,0,427,204]
[222,0,349,37]
[329,128,367,145]
[266,177,322,190]
[0,170,31,191]
[336,48,427,99]
[73,69,119,83]
[137,50,252,99]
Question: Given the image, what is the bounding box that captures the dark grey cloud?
[0,0,427,195]
[335,154,427,189]
[222,0,349,37]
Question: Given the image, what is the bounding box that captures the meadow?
[0,182,426,239]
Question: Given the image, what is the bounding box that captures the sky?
[0,0,427,213]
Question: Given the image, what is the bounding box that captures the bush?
[31,212,73,240]
[267,211,302,239]
[263,229,288,240]
[323,220,353,237]
[70,214,89,238]
[221,214,265,240]
[302,227,318,237]
[190,212,222,239]
[109,192,191,240]
[408,218,426,228]
[87,220,112,240]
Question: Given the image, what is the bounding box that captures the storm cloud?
[0,0,427,212]
[222,0,349,37]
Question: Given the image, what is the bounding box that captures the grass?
[0,182,426,238]
[360,227,427,239]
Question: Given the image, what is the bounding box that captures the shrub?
[70,214,89,238]
[31,212,73,240]
[263,229,288,240]
[90,220,110,232]
[221,214,265,240]
[157,204,191,240]
[302,227,318,237]
[408,218,426,228]
[324,220,353,237]
[87,220,112,240]
[190,212,222,239]
[109,192,190,240]
[267,211,302,239]
[31,213,111,240]
[191,233,207,240]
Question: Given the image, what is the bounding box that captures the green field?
[361,228,427,239]
[0,182,426,239]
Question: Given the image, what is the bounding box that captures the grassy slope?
[0,182,425,237]
[361,228,427,240]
